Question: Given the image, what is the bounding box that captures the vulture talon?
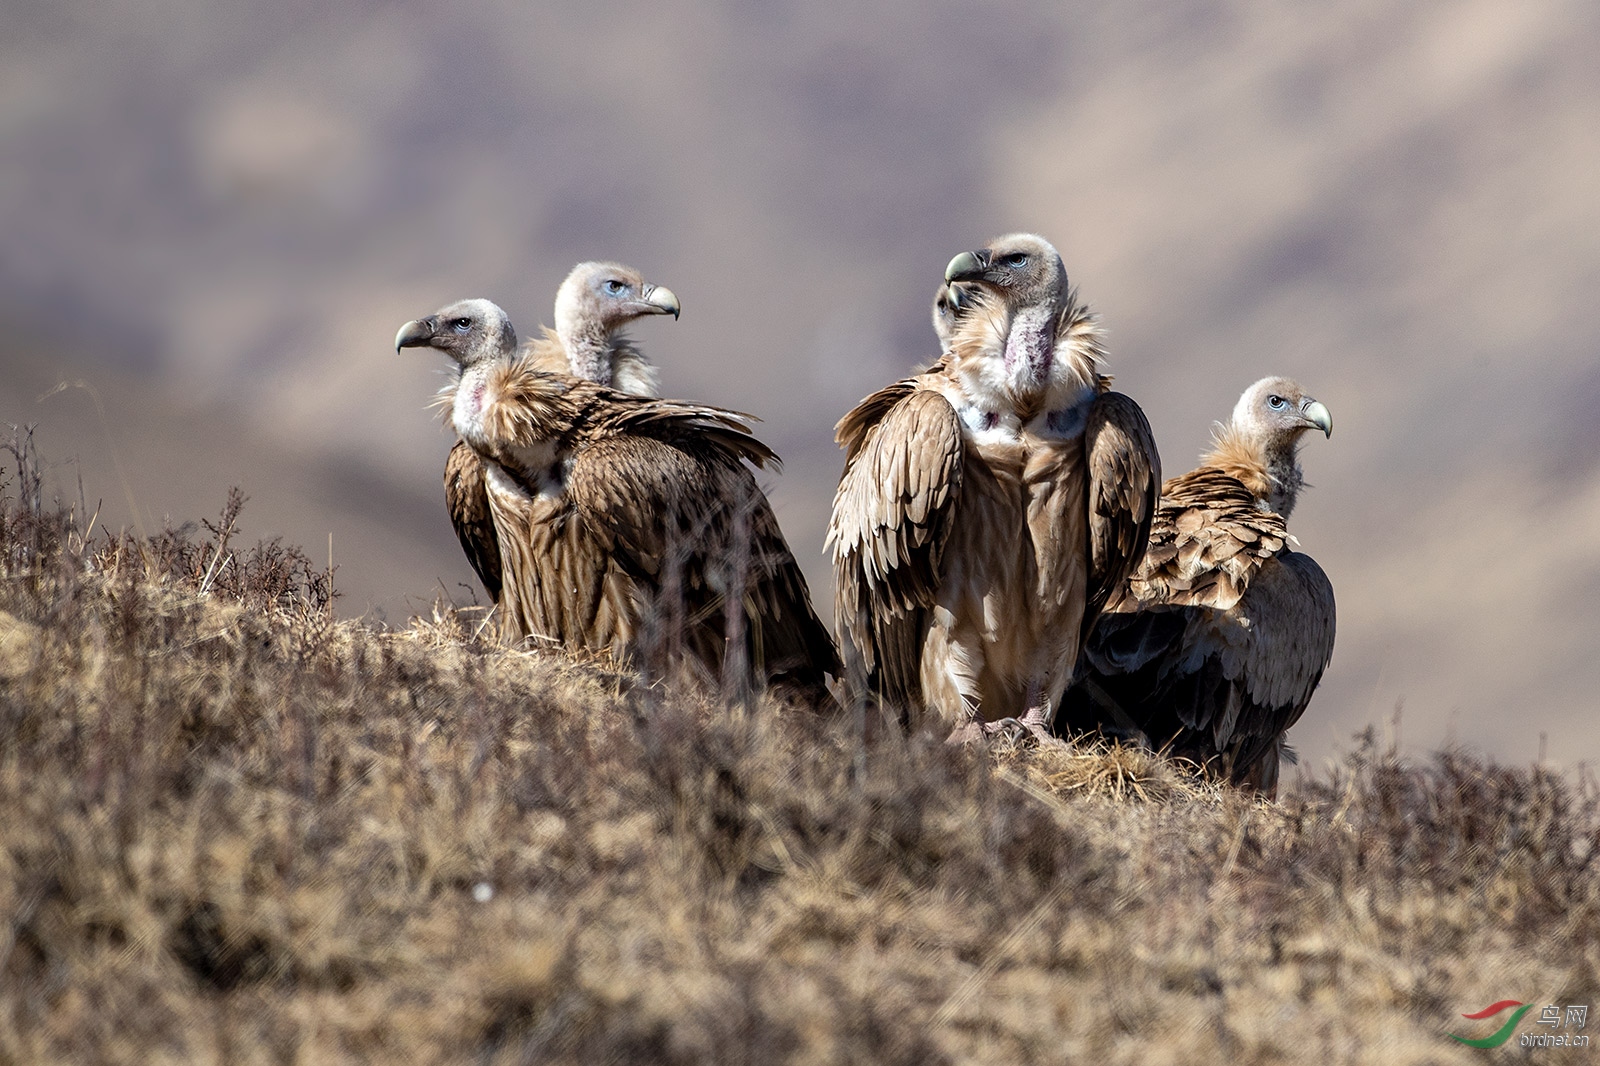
[983,717,1027,741]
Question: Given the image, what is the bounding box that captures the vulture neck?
[560,326,662,397]
[557,320,620,388]
[1202,424,1305,520]
[451,359,505,448]
[946,295,1099,418]
[524,327,661,397]
[1002,305,1058,393]
[599,337,661,397]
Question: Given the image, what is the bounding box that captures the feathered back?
[469,362,775,471]
[1124,467,1290,612]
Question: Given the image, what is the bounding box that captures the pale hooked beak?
[395,317,437,352]
[1301,399,1333,438]
[944,249,989,284]
[642,284,680,319]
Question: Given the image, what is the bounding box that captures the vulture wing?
[444,439,502,603]
[828,383,965,711]
[1195,549,1335,787]
[1127,548,1335,791]
[566,397,837,695]
[1083,390,1161,631]
[468,368,836,693]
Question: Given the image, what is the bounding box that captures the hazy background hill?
[4,0,1599,771]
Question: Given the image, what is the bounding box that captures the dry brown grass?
[3,431,1598,1065]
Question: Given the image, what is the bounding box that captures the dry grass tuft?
[1002,736,1215,804]
[2,430,1598,1064]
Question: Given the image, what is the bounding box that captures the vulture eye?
[450,318,473,333]
[1267,394,1287,409]
[604,279,626,295]
[1001,252,1028,268]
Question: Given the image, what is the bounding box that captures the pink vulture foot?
[981,712,1062,748]
[945,709,1063,749]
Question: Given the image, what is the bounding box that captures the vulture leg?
[946,683,1063,748]
[948,715,1063,748]
[983,681,1062,746]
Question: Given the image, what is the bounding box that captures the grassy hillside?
[2,437,1596,1065]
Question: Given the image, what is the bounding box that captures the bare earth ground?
[2,451,1597,1065]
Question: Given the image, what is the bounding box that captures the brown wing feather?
[1130,468,1288,611]
[471,362,835,693]
[828,385,964,710]
[444,439,502,603]
[834,375,920,463]
[565,427,837,695]
[602,397,779,472]
[1082,390,1161,632]
[484,468,635,656]
[1145,548,1335,791]
[481,366,772,465]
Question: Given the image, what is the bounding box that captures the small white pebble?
[472,882,494,903]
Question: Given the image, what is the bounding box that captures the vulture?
[440,262,680,604]
[397,298,838,699]
[1059,376,1336,795]
[828,234,1161,741]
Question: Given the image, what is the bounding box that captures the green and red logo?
[1449,1001,1533,1048]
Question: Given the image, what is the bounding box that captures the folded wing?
[829,383,965,712]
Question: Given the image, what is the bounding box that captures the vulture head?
[554,261,680,384]
[1232,376,1333,444]
[944,233,1068,311]
[395,298,518,369]
[931,281,977,354]
[1216,376,1332,519]
[943,233,1093,396]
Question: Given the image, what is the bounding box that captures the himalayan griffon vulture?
[1060,377,1336,794]
[828,234,1161,741]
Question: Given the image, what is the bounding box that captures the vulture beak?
[395,317,438,352]
[1301,399,1333,438]
[641,284,681,319]
[945,250,991,284]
